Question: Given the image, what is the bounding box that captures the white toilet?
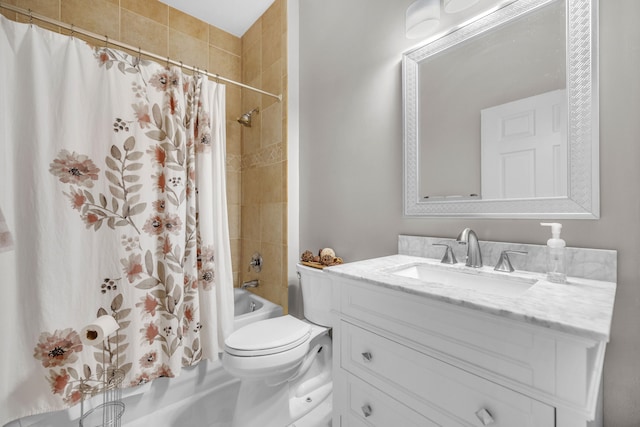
[222,264,333,427]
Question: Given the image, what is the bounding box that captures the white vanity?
[325,237,616,427]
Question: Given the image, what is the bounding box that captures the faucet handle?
[494,250,527,273]
[433,243,457,264]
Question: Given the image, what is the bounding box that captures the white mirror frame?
[403,0,599,218]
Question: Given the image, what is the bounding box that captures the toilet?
[222,264,333,427]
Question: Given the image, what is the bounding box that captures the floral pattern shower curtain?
[0,16,234,425]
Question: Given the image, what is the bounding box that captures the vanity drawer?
[341,321,555,426]
[344,373,440,427]
[338,278,557,394]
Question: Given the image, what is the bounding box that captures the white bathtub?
[233,287,284,331]
[10,289,283,427]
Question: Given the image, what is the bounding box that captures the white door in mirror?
[481,89,567,199]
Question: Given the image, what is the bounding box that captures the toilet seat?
[225,315,311,357]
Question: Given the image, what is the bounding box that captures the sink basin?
[390,263,537,297]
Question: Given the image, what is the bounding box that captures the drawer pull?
[361,404,373,418]
[361,352,373,362]
[475,408,494,425]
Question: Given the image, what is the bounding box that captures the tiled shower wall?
[1,0,288,311]
[239,0,288,313]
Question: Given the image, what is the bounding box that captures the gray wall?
[299,0,640,425]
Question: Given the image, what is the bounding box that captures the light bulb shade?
[406,0,441,39]
[443,0,481,14]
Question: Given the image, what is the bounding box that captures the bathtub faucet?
[241,279,259,289]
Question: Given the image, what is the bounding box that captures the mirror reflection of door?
[480,89,567,199]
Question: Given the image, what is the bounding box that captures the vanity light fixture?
[443,0,481,14]
[405,0,441,39]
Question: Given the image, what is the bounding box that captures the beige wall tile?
[16,12,62,34]
[261,202,283,245]
[121,0,167,25]
[209,45,241,84]
[209,24,240,56]
[242,42,261,84]
[281,31,287,70]
[280,76,288,119]
[259,241,282,293]
[262,101,282,147]
[227,202,241,239]
[230,238,241,286]
[169,6,208,42]
[14,0,60,20]
[168,28,208,71]
[241,238,261,280]
[242,18,261,54]
[226,170,241,205]
[261,18,280,70]
[227,117,242,157]
[1,7,16,21]
[261,60,283,110]
[260,162,284,204]
[120,9,168,57]
[242,167,261,206]
[242,83,262,117]
[262,0,282,36]
[281,198,288,245]
[238,0,288,309]
[278,281,288,314]
[61,0,119,40]
[242,204,261,242]
[242,118,262,155]
[226,85,242,125]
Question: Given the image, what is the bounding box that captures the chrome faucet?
[241,279,259,289]
[456,228,483,268]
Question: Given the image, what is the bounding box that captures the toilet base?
[232,378,291,427]
[231,333,332,427]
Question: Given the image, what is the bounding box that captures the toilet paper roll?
[80,315,120,346]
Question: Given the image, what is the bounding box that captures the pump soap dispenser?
[541,222,566,284]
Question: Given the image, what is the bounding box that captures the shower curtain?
[0,16,234,425]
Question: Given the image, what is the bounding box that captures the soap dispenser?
[540,222,566,284]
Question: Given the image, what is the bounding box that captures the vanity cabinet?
[330,276,607,427]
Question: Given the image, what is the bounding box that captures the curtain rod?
[0,2,282,102]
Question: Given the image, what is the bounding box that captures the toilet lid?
[225,315,311,357]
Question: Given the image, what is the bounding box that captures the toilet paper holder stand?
[77,319,125,427]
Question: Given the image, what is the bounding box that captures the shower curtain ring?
[28,9,33,27]
[179,61,183,71]
[104,35,109,48]
[70,24,75,38]
[166,57,170,69]
[215,74,220,84]
[137,47,142,62]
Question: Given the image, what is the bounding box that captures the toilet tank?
[297,263,333,327]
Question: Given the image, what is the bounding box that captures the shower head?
[237,107,259,127]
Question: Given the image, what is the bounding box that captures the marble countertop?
[324,254,616,341]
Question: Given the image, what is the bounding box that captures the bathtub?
[233,287,283,331]
[10,289,283,427]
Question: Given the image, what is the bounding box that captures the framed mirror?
[402,0,599,218]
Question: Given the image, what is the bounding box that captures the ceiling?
[159,0,276,37]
